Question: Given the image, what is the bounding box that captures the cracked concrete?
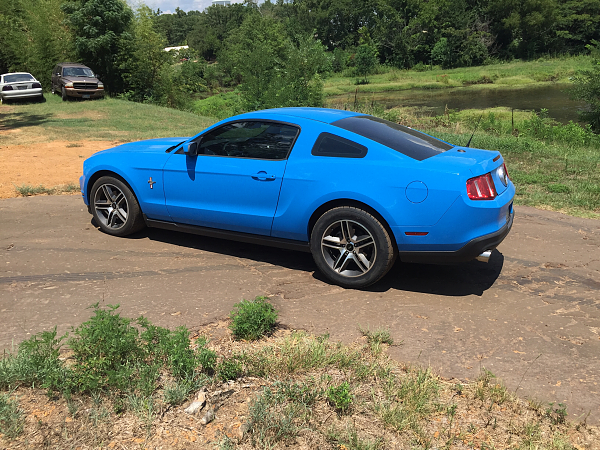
[1,195,599,423]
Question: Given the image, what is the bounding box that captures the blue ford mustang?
[80,107,514,288]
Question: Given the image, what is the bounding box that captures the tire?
[310,206,396,288]
[51,84,56,95]
[61,86,67,101]
[90,176,145,237]
[0,95,5,105]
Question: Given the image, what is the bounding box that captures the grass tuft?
[229,296,278,341]
[0,393,24,440]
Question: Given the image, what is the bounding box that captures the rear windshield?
[4,74,34,83]
[332,115,453,161]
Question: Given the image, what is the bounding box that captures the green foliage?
[61,0,133,93]
[546,402,568,425]
[217,357,242,381]
[0,327,66,392]
[220,14,328,110]
[193,91,244,120]
[0,0,75,83]
[571,41,600,132]
[0,393,24,439]
[119,6,171,104]
[354,44,378,82]
[326,381,353,413]
[229,296,278,341]
[0,303,215,404]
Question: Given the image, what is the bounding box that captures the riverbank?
[323,56,590,96]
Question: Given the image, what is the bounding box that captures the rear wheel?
[0,95,5,105]
[90,176,145,237]
[310,206,396,288]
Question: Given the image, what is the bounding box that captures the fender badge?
[148,177,156,189]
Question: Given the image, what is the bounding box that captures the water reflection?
[328,84,585,124]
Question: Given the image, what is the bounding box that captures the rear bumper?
[2,88,43,100]
[399,208,514,264]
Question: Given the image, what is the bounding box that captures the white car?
[0,72,44,104]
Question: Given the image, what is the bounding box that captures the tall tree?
[62,0,133,93]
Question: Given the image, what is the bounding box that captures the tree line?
[1,0,599,123]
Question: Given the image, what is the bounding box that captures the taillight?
[467,173,497,200]
[503,162,509,180]
[32,82,41,88]
[2,85,13,91]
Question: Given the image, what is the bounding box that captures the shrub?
[217,357,243,381]
[229,296,278,341]
[326,381,353,413]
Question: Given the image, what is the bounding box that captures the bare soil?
[0,140,117,199]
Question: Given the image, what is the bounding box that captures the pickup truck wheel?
[61,87,67,101]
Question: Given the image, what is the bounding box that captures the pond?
[327,84,585,124]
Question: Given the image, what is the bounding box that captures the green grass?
[0,299,592,447]
[14,182,79,196]
[323,56,591,96]
[344,101,600,219]
[0,94,215,146]
[229,296,278,341]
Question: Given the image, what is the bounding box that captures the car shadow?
[366,250,504,296]
[132,226,504,297]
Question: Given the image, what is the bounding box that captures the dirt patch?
[1,321,599,450]
[0,141,119,199]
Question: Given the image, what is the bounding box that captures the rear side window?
[311,132,367,158]
[332,115,453,161]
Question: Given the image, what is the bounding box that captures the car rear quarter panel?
[271,121,463,243]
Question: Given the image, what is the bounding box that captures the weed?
[546,402,568,425]
[359,325,394,354]
[229,296,277,341]
[327,381,353,413]
[327,423,384,449]
[0,393,24,439]
[217,357,243,381]
[474,369,509,405]
[14,184,54,196]
[163,380,195,406]
[216,434,237,449]
[247,384,301,448]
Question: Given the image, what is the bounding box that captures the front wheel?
[61,87,67,101]
[90,176,145,237]
[310,207,396,288]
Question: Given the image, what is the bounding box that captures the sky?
[127,0,244,14]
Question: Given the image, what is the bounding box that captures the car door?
[163,120,300,236]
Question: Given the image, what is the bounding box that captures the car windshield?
[332,115,453,161]
[62,67,95,77]
[4,73,34,83]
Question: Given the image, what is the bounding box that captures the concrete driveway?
[1,195,599,422]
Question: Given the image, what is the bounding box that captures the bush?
[217,357,243,381]
[326,381,353,413]
[229,296,278,341]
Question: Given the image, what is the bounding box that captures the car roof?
[1,72,34,77]
[250,107,363,125]
[57,62,91,68]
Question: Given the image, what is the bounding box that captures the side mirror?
[183,141,198,156]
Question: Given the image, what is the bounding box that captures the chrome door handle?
[252,171,276,181]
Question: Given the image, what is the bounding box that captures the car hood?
[93,138,188,156]
[62,76,101,83]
